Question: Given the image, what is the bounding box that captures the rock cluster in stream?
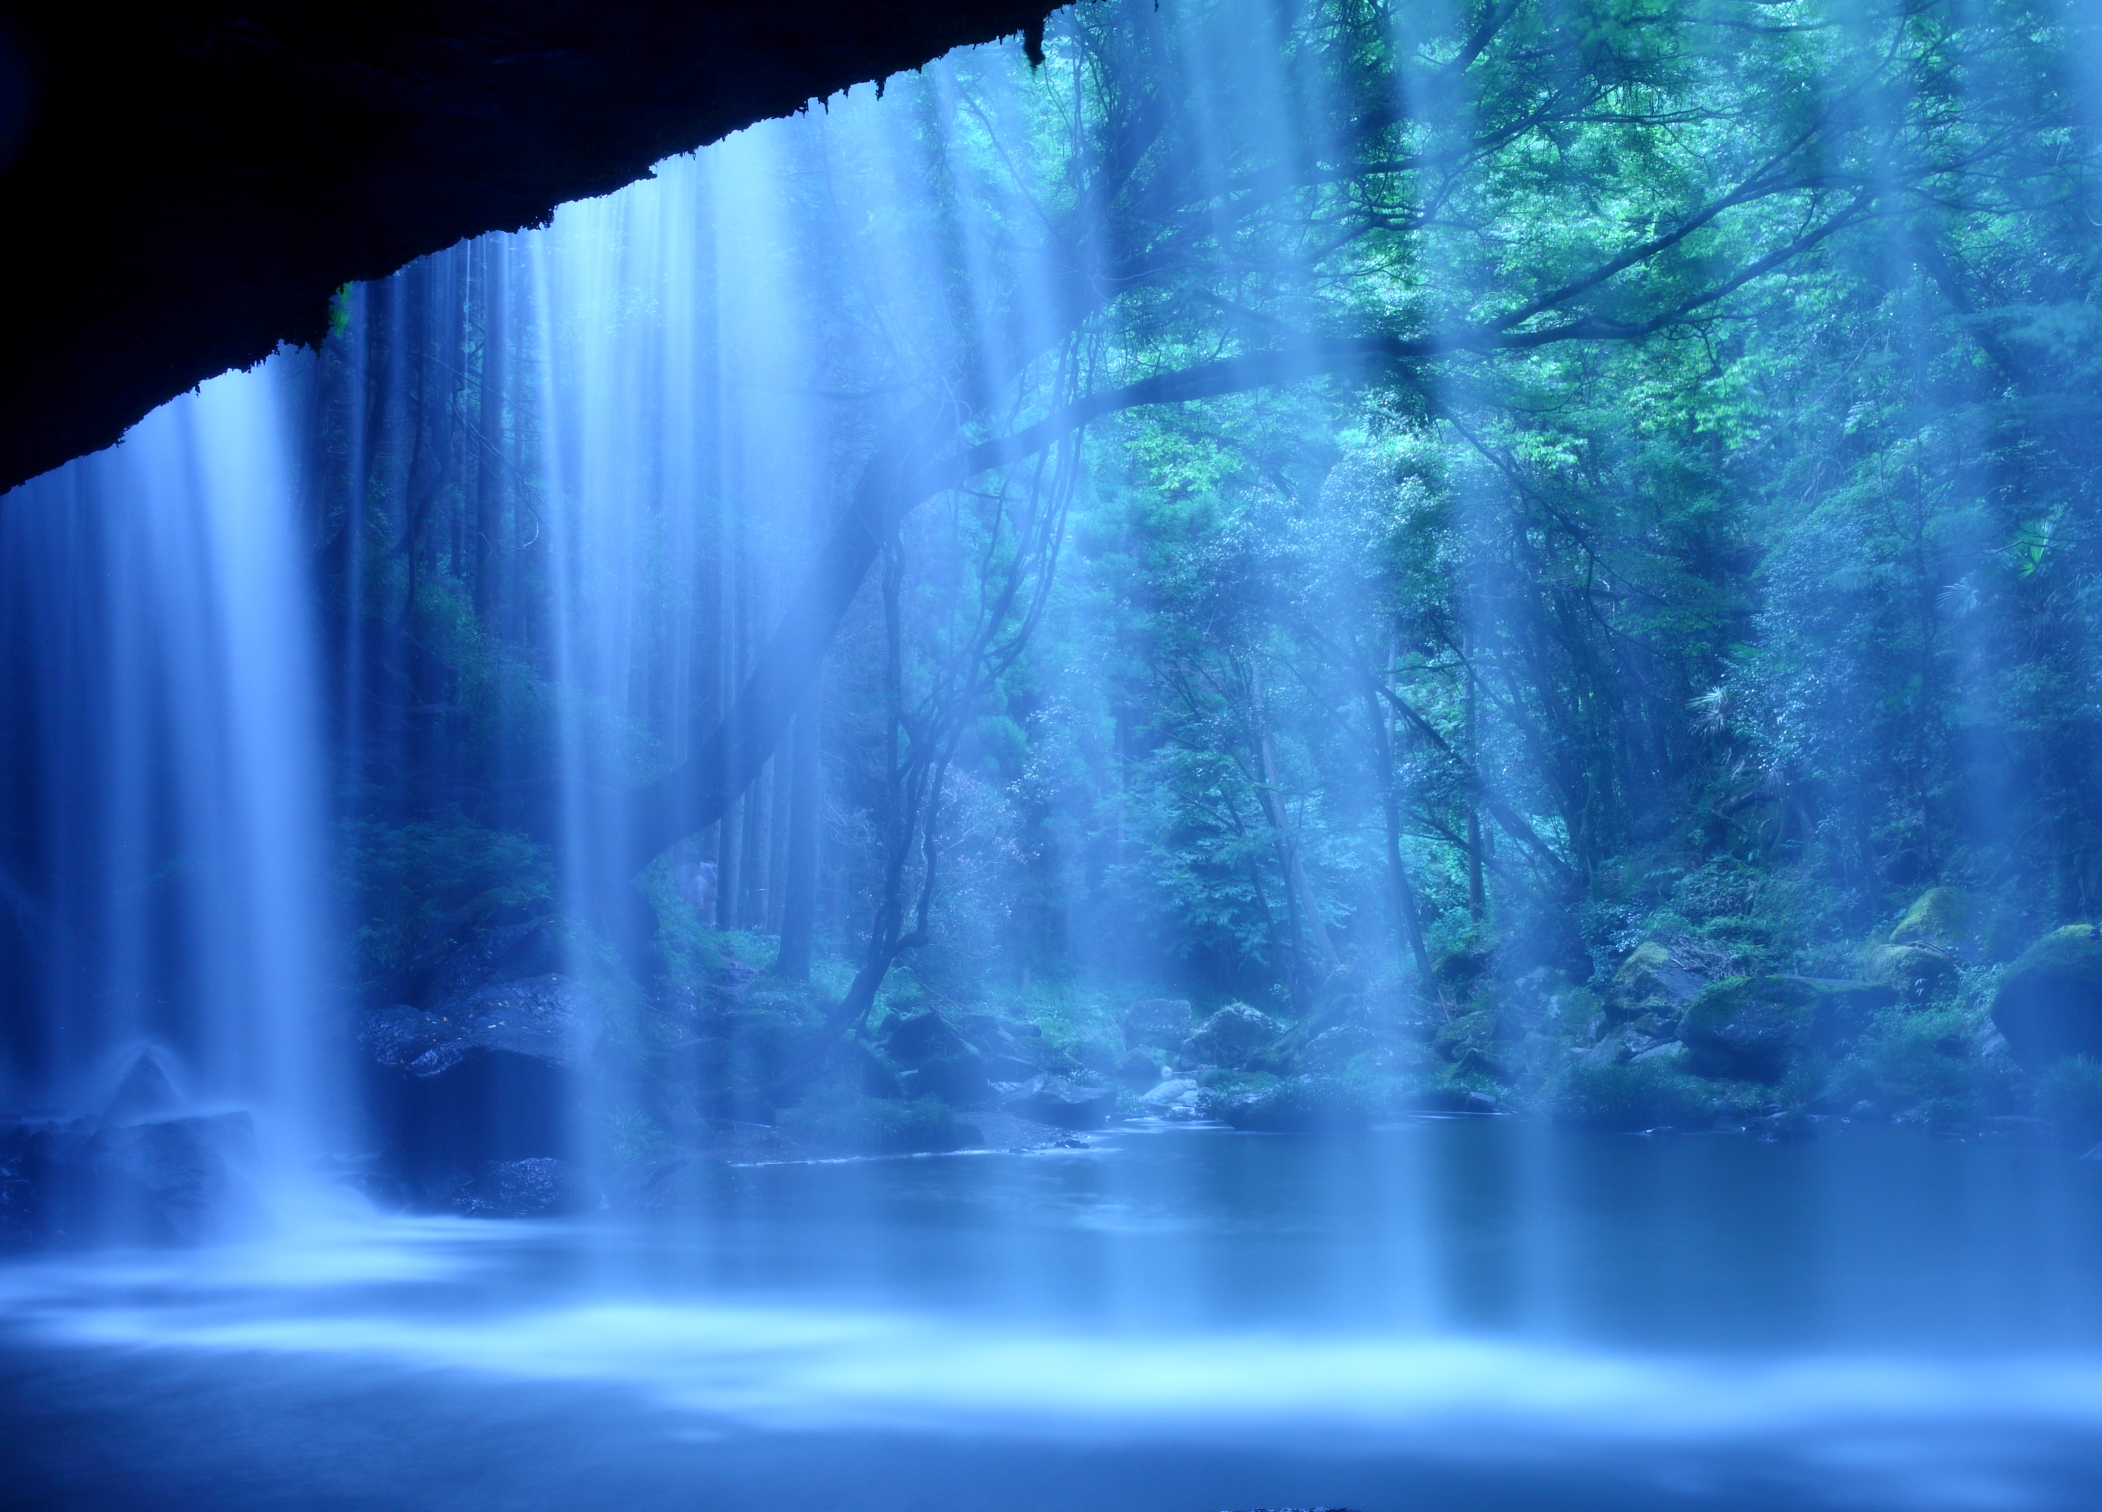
[316,882,2102,1224]
[0,1056,269,1249]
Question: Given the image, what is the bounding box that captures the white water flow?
[3,7,2102,1511]
[0,364,333,1192]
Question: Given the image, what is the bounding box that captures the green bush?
[1830,1004,2006,1127]
[2037,1055,2102,1145]
[1547,1056,1712,1131]
[781,1096,974,1155]
[341,811,551,979]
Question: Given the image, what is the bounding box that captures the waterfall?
[6,5,2102,1504]
[0,360,333,1224]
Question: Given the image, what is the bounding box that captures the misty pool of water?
[3,1117,2101,1511]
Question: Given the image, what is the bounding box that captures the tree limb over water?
[622,187,1880,874]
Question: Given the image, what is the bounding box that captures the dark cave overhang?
[0,0,1064,495]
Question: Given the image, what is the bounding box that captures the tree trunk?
[1249,661,1339,1003]
[1351,652,1434,992]
[772,693,821,980]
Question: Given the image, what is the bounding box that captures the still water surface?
[3,1118,2101,1511]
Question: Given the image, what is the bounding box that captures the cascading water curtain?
[0,364,334,1184]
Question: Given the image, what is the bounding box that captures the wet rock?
[1140,1077,1200,1109]
[956,1012,1070,1081]
[1123,997,1193,1046]
[425,920,562,1003]
[0,1111,268,1248]
[99,1050,185,1123]
[1411,1082,1503,1114]
[1433,1006,1510,1080]
[1115,1049,1166,1089]
[358,978,588,1210]
[1180,1003,1282,1069]
[1776,976,1899,1039]
[455,1157,598,1218]
[1891,887,1973,948]
[1297,1018,1380,1073]
[883,1011,992,1106]
[999,1074,1116,1129]
[1680,975,1896,1076]
[1994,924,2102,1069]
[1610,941,1705,1022]
[361,973,600,1078]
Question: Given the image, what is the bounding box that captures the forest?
[292,0,2102,1182]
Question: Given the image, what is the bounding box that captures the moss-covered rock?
[1891,887,1974,946]
[1180,1002,1282,1069]
[882,1011,992,1105]
[1678,977,1810,1082]
[1433,1006,1511,1081]
[1889,886,2024,960]
[1993,924,2102,1069]
[1869,944,1963,1002]
[1610,940,1704,1022]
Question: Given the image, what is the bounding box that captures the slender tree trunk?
[715,801,742,930]
[1351,651,1434,991]
[1249,661,1340,1005]
[1465,661,1486,919]
[772,692,821,980]
[740,760,769,927]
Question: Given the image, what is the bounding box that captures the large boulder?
[423,919,563,1003]
[1138,1077,1207,1118]
[1115,1049,1166,1089]
[358,973,598,1213]
[1180,1003,1282,1069]
[0,1111,267,1248]
[999,1074,1116,1129]
[1678,977,1809,1082]
[1675,975,1889,1081]
[1891,887,1974,949]
[1890,886,2022,961]
[1123,998,1193,1047]
[955,1011,1078,1081]
[361,973,599,1077]
[1609,941,1705,1023]
[1868,944,1962,1002]
[1993,925,2102,1069]
[883,1011,992,1106]
[453,1157,599,1218]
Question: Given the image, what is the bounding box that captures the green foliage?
[340,812,550,980]
[1830,1003,2012,1128]
[2037,1056,2102,1146]
[314,0,2102,1151]
[1547,1056,1713,1132]
[780,1097,974,1156]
